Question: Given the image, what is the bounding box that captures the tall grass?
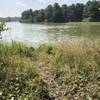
[0,42,100,99]
[0,42,51,100]
[36,42,100,99]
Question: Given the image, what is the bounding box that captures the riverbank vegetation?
[20,1,100,23]
[0,42,100,99]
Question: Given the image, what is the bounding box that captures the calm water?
[1,22,100,46]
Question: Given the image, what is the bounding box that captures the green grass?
[0,42,100,99]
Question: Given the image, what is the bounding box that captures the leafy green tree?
[33,10,40,23]
[20,1,100,23]
[22,9,45,23]
[67,4,76,21]
[45,5,54,22]
[75,3,84,21]
[67,3,84,21]
[83,1,100,21]
[53,3,64,22]
[36,9,45,22]
[21,9,34,23]
[94,1,100,21]
[62,4,68,22]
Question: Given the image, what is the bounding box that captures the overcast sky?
[0,0,89,17]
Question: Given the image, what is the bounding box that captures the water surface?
[2,22,100,46]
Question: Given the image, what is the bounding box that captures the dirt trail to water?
[37,63,65,100]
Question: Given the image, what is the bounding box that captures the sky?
[0,0,89,17]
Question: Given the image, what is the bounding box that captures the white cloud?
[38,0,48,4]
[15,1,27,7]
[38,0,43,1]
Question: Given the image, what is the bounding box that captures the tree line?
[20,1,100,23]
[3,17,20,22]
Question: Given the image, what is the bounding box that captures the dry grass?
[0,42,100,99]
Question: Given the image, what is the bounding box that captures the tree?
[21,9,34,23]
[36,9,45,22]
[62,4,68,22]
[67,3,84,22]
[53,3,64,22]
[45,5,54,22]
[94,1,100,21]
[67,4,76,21]
[75,3,84,21]
[33,10,39,22]
[20,1,100,23]
[83,1,100,21]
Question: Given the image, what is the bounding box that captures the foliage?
[45,5,54,22]
[21,1,100,23]
[21,9,34,23]
[83,1,100,22]
[3,17,20,22]
[52,3,64,22]
[0,42,51,100]
[0,19,5,33]
[61,4,68,22]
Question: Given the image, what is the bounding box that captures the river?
[1,22,100,46]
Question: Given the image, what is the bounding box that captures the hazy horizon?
[0,0,90,17]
